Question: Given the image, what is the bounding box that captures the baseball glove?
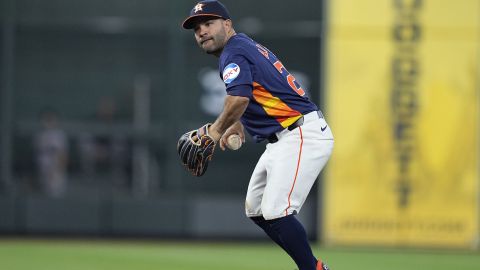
[177,123,217,177]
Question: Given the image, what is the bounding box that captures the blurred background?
[0,0,479,269]
[0,0,323,239]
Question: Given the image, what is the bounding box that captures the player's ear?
[224,19,233,31]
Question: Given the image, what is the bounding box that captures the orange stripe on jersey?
[252,82,302,128]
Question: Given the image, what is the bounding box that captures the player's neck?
[213,31,237,58]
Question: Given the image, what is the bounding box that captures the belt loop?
[317,110,324,118]
[267,134,279,143]
[287,116,304,131]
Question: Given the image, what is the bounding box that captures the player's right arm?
[208,94,249,142]
[212,51,252,146]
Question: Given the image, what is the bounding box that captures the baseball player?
[179,1,334,269]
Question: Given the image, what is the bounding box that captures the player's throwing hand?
[219,121,245,151]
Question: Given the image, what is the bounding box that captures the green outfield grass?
[0,239,479,270]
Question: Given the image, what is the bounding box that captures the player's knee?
[245,199,262,217]
[260,205,282,220]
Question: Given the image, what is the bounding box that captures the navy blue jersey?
[219,33,318,142]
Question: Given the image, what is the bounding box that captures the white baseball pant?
[245,111,334,220]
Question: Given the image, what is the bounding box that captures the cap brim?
[182,14,224,29]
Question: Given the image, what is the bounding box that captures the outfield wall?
[0,194,317,239]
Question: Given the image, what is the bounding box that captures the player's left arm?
[208,94,249,142]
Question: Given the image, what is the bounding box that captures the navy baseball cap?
[182,0,231,29]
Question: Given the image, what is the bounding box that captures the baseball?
[226,134,242,150]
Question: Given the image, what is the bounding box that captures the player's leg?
[245,149,268,218]
[261,120,334,270]
[245,150,292,254]
[250,216,292,254]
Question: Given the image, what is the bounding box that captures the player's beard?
[199,28,227,56]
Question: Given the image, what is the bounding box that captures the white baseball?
[226,134,242,150]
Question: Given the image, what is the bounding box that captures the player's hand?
[220,121,245,151]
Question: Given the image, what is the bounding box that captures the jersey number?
[274,61,306,96]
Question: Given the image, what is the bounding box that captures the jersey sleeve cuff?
[226,84,253,98]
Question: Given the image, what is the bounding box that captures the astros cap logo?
[182,1,232,29]
[194,3,204,13]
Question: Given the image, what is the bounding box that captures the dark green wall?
[0,0,323,238]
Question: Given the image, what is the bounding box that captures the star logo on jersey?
[193,3,204,13]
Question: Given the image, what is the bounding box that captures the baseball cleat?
[292,260,329,270]
[317,259,330,270]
